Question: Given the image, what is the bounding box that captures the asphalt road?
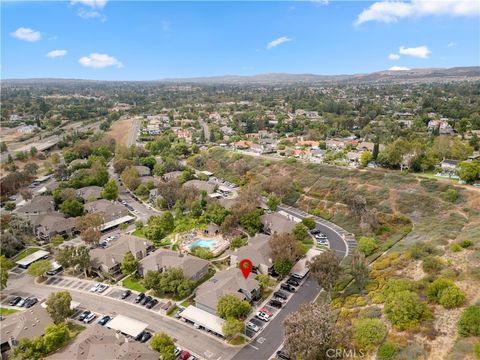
[127,117,142,146]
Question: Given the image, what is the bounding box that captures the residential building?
[33,212,76,241]
[230,234,273,275]
[183,179,216,194]
[84,199,128,223]
[90,235,154,275]
[138,249,209,281]
[440,159,460,174]
[134,165,151,177]
[195,267,260,315]
[16,195,55,218]
[260,212,296,235]
[76,186,103,202]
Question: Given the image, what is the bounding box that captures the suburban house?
[440,159,460,174]
[90,235,154,276]
[0,305,52,357]
[134,165,151,177]
[33,212,76,241]
[194,267,261,315]
[346,151,361,167]
[16,195,55,218]
[138,249,209,281]
[76,186,103,202]
[260,212,297,235]
[230,234,273,275]
[84,199,129,223]
[428,119,455,136]
[183,179,216,194]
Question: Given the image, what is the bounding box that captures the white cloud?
[71,0,107,9]
[448,41,456,48]
[10,27,42,42]
[46,49,67,58]
[389,66,411,71]
[266,36,292,50]
[355,0,480,25]
[388,53,400,60]
[78,53,123,69]
[399,45,431,58]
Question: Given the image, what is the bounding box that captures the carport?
[106,315,148,338]
[181,306,225,337]
[16,250,49,269]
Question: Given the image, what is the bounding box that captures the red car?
[259,307,273,316]
[180,351,191,360]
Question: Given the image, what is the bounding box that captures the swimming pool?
[189,239,217,250]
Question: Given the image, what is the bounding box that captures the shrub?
[358,306,382,319]
[382,278,412,300]
[408,241,439,259]
[357,236,378,256]
[443,188,459,203]
[384,290,427,330]
[474,341,480,359]
[377,342,397,360]
[458,306,480,336]
[438,285,466,309]
[460,240,473,249]
[427,278,454,302]
[422,256,444,274]
[352,318,387,351]
[450,243,463,252]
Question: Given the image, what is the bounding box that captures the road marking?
[257,337,265,344]
[248,344,259,350]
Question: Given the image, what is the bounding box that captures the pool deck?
[181,231,230,257]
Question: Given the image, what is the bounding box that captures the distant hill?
[3,66,480,86]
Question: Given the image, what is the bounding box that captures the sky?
[2,0,479,80]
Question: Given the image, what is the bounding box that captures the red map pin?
[239,259,253,279]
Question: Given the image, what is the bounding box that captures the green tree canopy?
[217,294,251,320]
[45,291,73,324]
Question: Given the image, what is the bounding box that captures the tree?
[217,294,251,319]
[222,318,245,339]
[113,159,134,174]
[76,213,104,246]
[50,235,64,247]
[59,198,84,217]
[143,268,194,298]
[360,151,373,167]
[269,233,302,264]
[121,166,141,191]
[205,201,229,225]
[458,305,480,336]
[350,252,369,292]
[101,179,118,200]
[284,301,347,360]
[145,212,175,242]
[27,260,52,279]
[55,246,75,269]
[384,290,427,330]
[0,256,9,290]
[273,259,293,277]
[45,291,73,324]
[42,323,70,354]
[457,161,480,184]
[150,332,176,360]
[239,209,263,236]
[257,273,273,289]
[301,217,316,230]
[292,223,309,242]
[307,250,342,297]
[121,252,138,275]
[357,236,378,256]
[353,318,387,351]
[266,193,280,211]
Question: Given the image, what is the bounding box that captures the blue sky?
[2,1,479,80]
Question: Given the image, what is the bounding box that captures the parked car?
[280,283,296,293]
[89,283,101,292]
[83,313,97,324]
[269,299,283,308]
[139,331,152,343]
[310,229,320,235]
[180,351,191,360]
[9,296,22,306]
[246,321,260,332]
[290,273,303,280]
[121,290,132,299]
[174,347,182,358]
[140,295,152,306]
[98,315,111,326]
[78,311,91,322]
[24,297,38,308]
[274,289,289,299]
[96,284,108,293]
[276,350,291,360]
[187,356,197,360]
[146,299,158,309]
[17,298,27,307]
[255,312,270,322]
[286,278,300,287]
[134,293,145,303]
[259,307,273,317]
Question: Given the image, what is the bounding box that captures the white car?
[96,284,109,293]
[83,313,97,324]
[255,312,270,322]
[89,283,101,292]
[246,321,260,332]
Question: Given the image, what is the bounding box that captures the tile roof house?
[0,305,52,356]
[16,195,54,218]
[49,325,158,360]
[195,267,260,315]
[90,235,154,275]
[84,199,128,223]
[260,212,296,235]
[230,234,273,275]
[134,165,151,177]
[76,186,103,201]
[138,249,209,281]
[33,212,76,241]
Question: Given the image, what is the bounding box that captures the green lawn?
[122,276,147,292]
[13,247,42,262]
[131,228,147,238]
[0,307,18,316]
[180,298,194,308]
[229,335,246,345]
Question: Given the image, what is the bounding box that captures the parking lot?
[105,288,165,312]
